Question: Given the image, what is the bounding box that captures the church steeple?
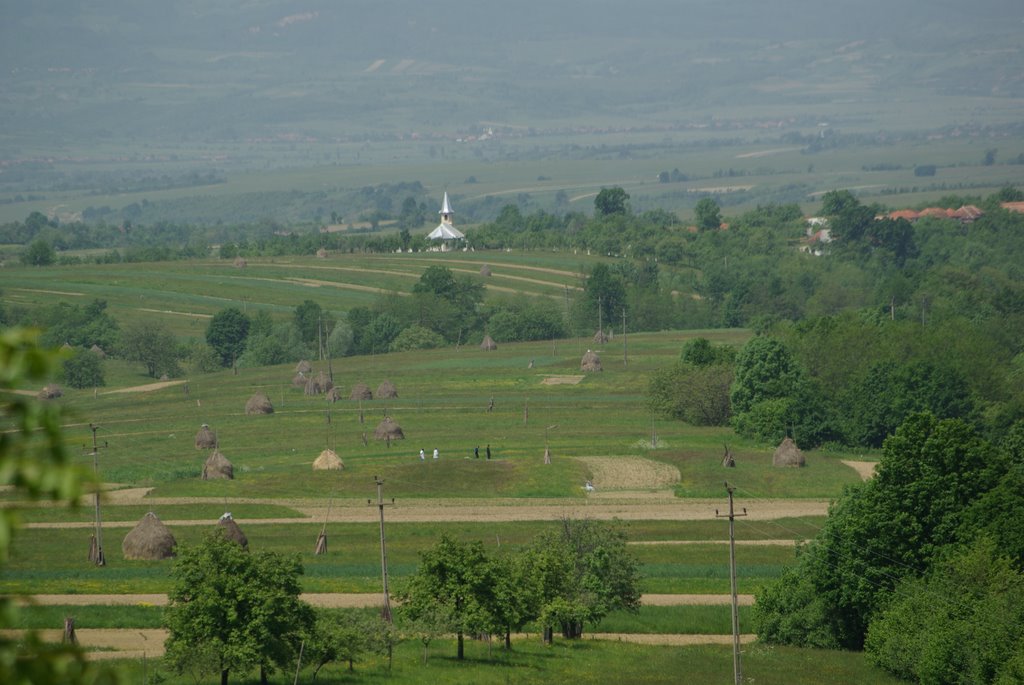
[439,191,454,224]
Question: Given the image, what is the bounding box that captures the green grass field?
[0,252,885,681]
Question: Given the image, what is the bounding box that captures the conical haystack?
[291,372,307,387]
[122,512,176,560]
[89,344,106,358]
[313,449,344,470]
[349,383,372,401]
[480,264,492,276]
[305,371,333,396]
[245,393,274,415]
[480,335,497,351]
[374,417,405,441]
[580,349,602,372]
[316,247,328,259]
[38,384,63,400]
[217,513,248,549]
[202,450,234,480]
[593,329,609,344]
[195,424,217,450]
[233,256,247,268]
[773,437,805,467]
[376,380,398,399]
[295,360,313,374]
[326,386,343,402]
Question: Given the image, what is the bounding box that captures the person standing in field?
[486,444,491,460]
[474,446,480,459]
[433,448,439,460]
[419,448,425,461]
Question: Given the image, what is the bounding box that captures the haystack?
[316,247,328,259]
[233,256,247,268]
[245,393,274,415]
[60,342,73,351]
[480,335,497,351]
[593,329,609,344]
[773,437,806,467]
[580,349,602,372]
[217,513,248,549]
[480,264,492,276]
[202,450,234,480]
[305,371,333,396]
[376,380,398,399]
[195,424,217,450]
[326,386,343,402]
[160,374,169,381]
[374,417,405,441]
[38,384,63,400]
[313,449,344,470]
[122,512,176,560]
[350,383,372,401]
[295,360,313,374]
[89,344,106,359]
[291,372,307,388]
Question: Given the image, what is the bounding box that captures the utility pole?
[622,307,627,366]
[370,477,394,623]
[85,424,108,566]
[716,482,747,685]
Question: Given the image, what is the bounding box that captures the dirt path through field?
[99,380,186,396]
[2,628,758,660]
[24,496,829,528]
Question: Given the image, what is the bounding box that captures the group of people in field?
[419,445,490,460]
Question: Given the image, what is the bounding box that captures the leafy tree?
[410,266,484,340]
[326,321,353,358]
[756,413,1002,650]
[363,313,403,354]
[120,321,181,378]
[60,348,105,389]
[389,324,445,352]
[164,531,313,685]
[486,298,566,342]
[527,518,641,640]
[866,538,1024,684]
[294,300,331,347]
[582,263,627,331]
[38,299,120,351]
[593,187,630,217]
[680,337,735,366]
[0,329,117,684]
[22,238,56,266]
[398,534,498,660]
[648,362,732,426]
[729,336,803,415]
[237,322,308,368]
[820,189,860,216]
[304,609,392,678]
[694,197,722,231]
[205,308,250,367]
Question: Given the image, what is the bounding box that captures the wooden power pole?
[370,477,394,623]
[86,424,107,566]
[716,482,747,685]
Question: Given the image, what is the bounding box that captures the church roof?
[428,222,465,240]
[440,191,453,216]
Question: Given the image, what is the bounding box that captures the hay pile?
[480,335,497,351]
[593,329,609,344]
[580,349,602,372]
[316,247,328,259]
[376,380,398,399]
[326,386,343,402]
[202,450,234,480]
[295,360,313,374]
[773,437,806,467]
[245,393,274,415]
[374,417,404,441]
[217,513,248,549]
[480,264,492,276]
[349,383,372,401]
[89,344,106,358]
[233,257,247,268]
[122,512,176,560]
[313,449,344,470]
[305,371,333,396]
[195,424,217,449]
[38,384,63,400]
[291,372,307,387]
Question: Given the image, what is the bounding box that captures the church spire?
[439,191,453,224]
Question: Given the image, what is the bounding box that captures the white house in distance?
[427,192,465,250]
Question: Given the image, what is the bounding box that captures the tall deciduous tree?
[164,532,313,685]
[593,187,630,217]
[693,197,722,231]
[399,535,497,660]
[205,308,250,367]
[120,321,181,378]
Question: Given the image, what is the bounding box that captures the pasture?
[0,253,886,682]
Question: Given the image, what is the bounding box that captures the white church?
[426,192,465,250]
